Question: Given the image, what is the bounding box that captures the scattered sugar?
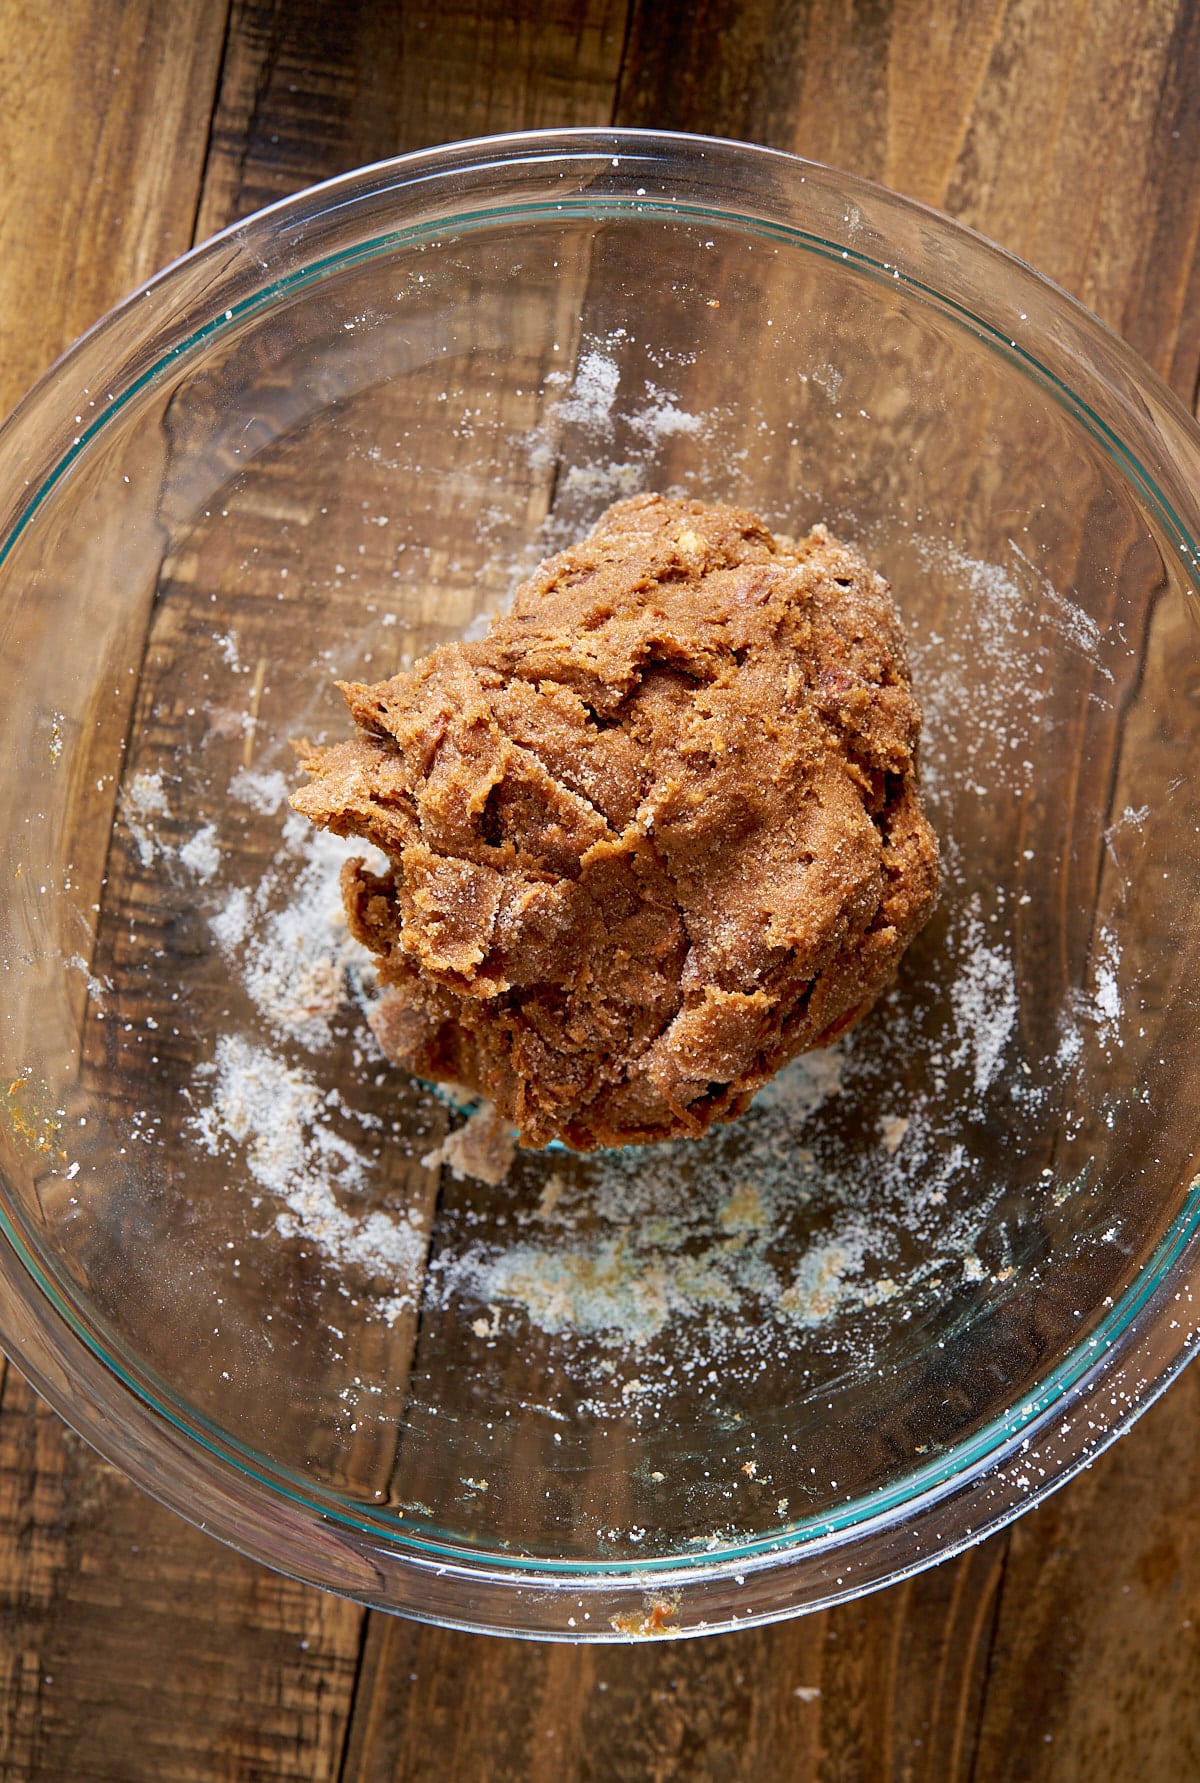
[234,833,373,1053]
[213,630,244,673]
[807,363,843,403]
[1057,925,1125,1062]
[557,350,621,429]
[949,899,1017,1095]
[192,1033,425,1292]
[1055,1021,1084,1072]
[470,1237,721,1345]
[629,390,706,440]
[908,539,1049,805]
[209,885,253,952]
[779,1240,869,1326]
[228,766,290,814]
[66,333,1157,1535]
[64,955,113,1006]
[559,462,644,504]
[147,492,1129,1414]
[1091,927,1123,1044]
[119,770,171,867]
[173,745,1045,1381]
[717,1184,769,1235]
[178,822,220,882]
[753,1049,842,1119]
[1006,536,1109,673]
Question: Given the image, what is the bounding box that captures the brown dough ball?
[292,494,939,1150]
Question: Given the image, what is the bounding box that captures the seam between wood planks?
[190,0,238,253]
[966,1536,1013,1783]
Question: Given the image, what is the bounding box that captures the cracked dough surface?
[292,494,939,1150]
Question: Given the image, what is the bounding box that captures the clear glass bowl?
[2,129,1200,1640]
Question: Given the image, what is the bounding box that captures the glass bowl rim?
[2,125,1200,1638]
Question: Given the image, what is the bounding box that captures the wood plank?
[0,4,632,1781]
[0,1370,361,1783]
[339,1536,1004,1781]
[193,0,630,239]
[3,2,1200,1779]
[0,0,231,418]
[0,0,235,1298]
[619,0,1200,404]
[70,0,629,1511]
[0,11,373,1783]
[604,5,1200,1781]
[966,375,1200,1783]
[972,1362,1200,1783]
[346,0,1200,1766]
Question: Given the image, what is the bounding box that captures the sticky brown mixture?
[291,494,939,1150]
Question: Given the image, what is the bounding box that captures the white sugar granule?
[120,770,171,866]
[557,350,620,429]
[228,766,290,814]
[178,822,220,882]
[630,393,706,440]
[752,1048,842,1120]
[879,1114,910,1156]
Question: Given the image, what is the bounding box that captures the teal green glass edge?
[1,1169,1198,1580]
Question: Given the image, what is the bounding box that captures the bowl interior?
[2,144,1200,1602]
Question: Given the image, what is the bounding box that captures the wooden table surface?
[2,3,1200,1778]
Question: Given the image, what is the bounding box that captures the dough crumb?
[421,1102,516,1185]
[879,1113,910,1155]
[293,494,939,1150]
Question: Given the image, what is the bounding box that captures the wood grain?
[0,13,330,1783]
[0,1371,360,1783]
[193,0,630,239]
[974,1363,1200,1783]
[0,0,230,419]
[348,0,1200,1776]
[2,2,1200,1780]
[341,1536,1004,1782]
[620,0,1200,403]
